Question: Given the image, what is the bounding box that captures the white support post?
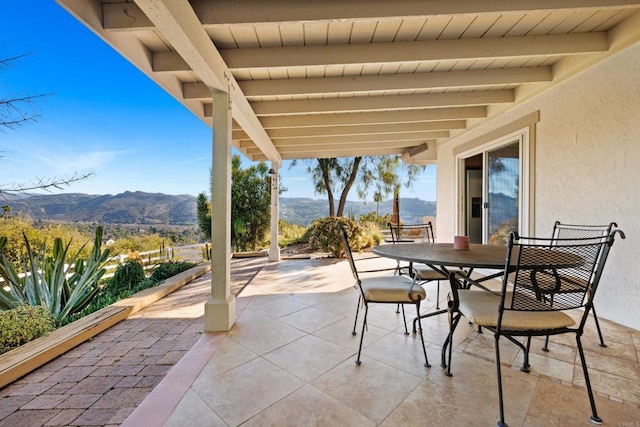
[268,162,281,262]
[204,88,236,331]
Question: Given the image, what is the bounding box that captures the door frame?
[455,127,533,241]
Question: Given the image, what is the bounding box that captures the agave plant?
[0,226,110,323]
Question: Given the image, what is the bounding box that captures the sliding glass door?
[486,141,520,244]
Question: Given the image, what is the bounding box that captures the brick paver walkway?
[0,258,267,427]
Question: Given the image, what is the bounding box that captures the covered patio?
[50,0,640,424]
[126,257,639,425]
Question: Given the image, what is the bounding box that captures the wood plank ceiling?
[59,0,640,164]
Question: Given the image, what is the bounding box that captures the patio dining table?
[372,241,584,366]
[372,242,583,283]
[373,242,510,283]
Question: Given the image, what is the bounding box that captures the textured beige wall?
[436,43,640,329]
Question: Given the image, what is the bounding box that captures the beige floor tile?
[524,376,640,426]
[583,316,635,346]
[529,336,577,364]
[243,294,309,319]
[382,351,537,426]
[196,337,258,380]
[573,363,640,404]
[517,351,575,383]
[359,331,436,377]
[312,289,362,316]
[264,334,354,382]
[242,384,376,427]
[164,389,226,427]
[243,259,354,296]
[312,317,391,353]
[227,311,306,355]
[417,311,468,348]
[460,330,523,367]
[191,357,304,426]
[283,291,345,308]
[279,306,345,333]
[311,357,422,424]
[582,334,639,362]
[582,347,640,381]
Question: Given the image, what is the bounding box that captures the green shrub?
[150,261,196,283]
[65,261,195,326]
[305,216,367,257]
[108,260,146,293]
[0,227,111,323]
[278,220,307,247]
[0,305,56,354]
[359,211,392,229]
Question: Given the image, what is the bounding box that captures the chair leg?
[495,334,508,427]
[542,335,550,352]
[576,335,603,424]
[522,336,532,373]
[435,280,440,310]
[401,304,409,335]
[396,303,400,314]
[415,301,430,367]
[591,305,607,348]
[445,312,462,375]
[352,295,361,336]
[356,304,369,365]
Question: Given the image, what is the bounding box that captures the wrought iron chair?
[545,221,617,349]
[444,229,624,426]
[388,222,447,310]
[339,225,430,367]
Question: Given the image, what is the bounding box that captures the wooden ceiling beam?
[252,146,415,161]
[227,106,487,125]
[251,90,513,116]
[104,1,640,30]
[246,140,435,155]
[222,33,608,70]
[270,133,445,147]
[232,120,464,139]
[151,33,607,73]
[239,67,552,98]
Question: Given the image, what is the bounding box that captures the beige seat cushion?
[457,290,575,331]
[414,266,447,281]
[360,276,426,303]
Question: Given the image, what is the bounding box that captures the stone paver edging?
[0,264,211,389]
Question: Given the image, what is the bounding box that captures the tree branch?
[0,172,95,198]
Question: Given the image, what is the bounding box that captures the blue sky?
[0,2,435,202]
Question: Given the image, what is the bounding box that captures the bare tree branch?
[1,54,53,131]
[0,172,95,198]
[1,53,92,197]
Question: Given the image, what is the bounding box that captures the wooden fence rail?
[0,243,211,283]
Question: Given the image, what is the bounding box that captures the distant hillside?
[4,192,436,227]
[4,192,198,225]
[280,197,437,226]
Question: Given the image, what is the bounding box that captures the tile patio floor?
[1,256,639,426]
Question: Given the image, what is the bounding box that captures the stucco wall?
[436,43,640,329]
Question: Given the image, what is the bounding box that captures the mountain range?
[2,192,436,227]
